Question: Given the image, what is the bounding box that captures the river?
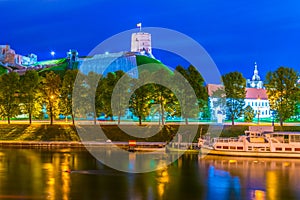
[0,147,300,200]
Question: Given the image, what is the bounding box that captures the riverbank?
[0,124,299,142]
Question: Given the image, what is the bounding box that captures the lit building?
[0,45,37,66]
[131,32,153,57]
[207,86,271,121]
[244,88,271,118]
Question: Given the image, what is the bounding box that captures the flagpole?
[137,23,142,32]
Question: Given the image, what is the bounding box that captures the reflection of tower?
[131,32,152,55]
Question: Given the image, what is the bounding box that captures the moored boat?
[201,126,300,158]
[165,142,201,154]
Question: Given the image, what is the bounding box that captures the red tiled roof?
[207,84,268,100]
[246,88,268,99]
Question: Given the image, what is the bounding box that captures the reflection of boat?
[201,126,300,158]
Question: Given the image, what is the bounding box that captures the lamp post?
[257,95,260,125]
[271,110,275,127]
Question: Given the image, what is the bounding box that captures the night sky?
[1,0,300,80]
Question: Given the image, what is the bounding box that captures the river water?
[0,147,300,200]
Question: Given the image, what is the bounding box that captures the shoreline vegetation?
[0,124,300,143]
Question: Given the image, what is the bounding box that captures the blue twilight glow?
[1,0,299,78]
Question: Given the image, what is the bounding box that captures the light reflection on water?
[0,148,300,199]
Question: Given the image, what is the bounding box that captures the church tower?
[246,62,264,88]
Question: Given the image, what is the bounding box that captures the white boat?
[201,126,300,158]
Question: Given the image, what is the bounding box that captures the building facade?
[0,45,37,66]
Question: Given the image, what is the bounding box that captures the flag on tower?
[137,23,142,31]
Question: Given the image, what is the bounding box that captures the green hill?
[0,65,8,75]
[136,55,173,75]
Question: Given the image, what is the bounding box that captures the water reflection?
[1,148,300,199]
[200,155,300,200]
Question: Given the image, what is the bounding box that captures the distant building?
[131,32,153,57]
[207,84,271,120]
[246,62,264,89]
[245,88,271,118]
[67,49,79,69]
[0,45,15,65]
[0,45,37,66]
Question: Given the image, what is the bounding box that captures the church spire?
[252,62,260,81]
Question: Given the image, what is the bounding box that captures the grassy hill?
[0,65,9,75]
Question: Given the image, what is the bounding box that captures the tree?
[60,70,78,124]
[222,72,246,125]
[107,71,130,124]
[265,67,299,126]
[244,105,255,122]
[0,72,20,124]
[129,84,152,125]
[85,71,101,124]
[72,72,89,121]
[175,65,207,124]
[151,69,177,125]
[40,71,61,125]
[210,87,226,120]
[19,70,41,124]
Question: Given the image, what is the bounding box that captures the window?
[248,102,250,105]
[252,102,254,106]
[255,102,257,106]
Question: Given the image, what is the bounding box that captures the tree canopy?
[265,66,299,126]
[222,71,246,125]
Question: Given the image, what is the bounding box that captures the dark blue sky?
[1,0,300,80]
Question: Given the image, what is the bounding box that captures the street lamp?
[50,51,55,58]
[271,110,275,126]
[257,95,260,125]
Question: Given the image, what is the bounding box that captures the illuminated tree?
[85,71,101,124]
[60,70,78,124]
[129,83,152,125]
[244,105,255,122]
[175,65,206,124]
[152,69,176,125]
[265,67,299,126]
[222,72,246,125]
[109,71,131,124]
[0,72,20,124]
[40,71,61,125]
[19,70,42,124]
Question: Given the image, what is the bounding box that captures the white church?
[208,62,271,121]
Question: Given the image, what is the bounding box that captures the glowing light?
[50,51,55,57]
[105,51,109,55]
